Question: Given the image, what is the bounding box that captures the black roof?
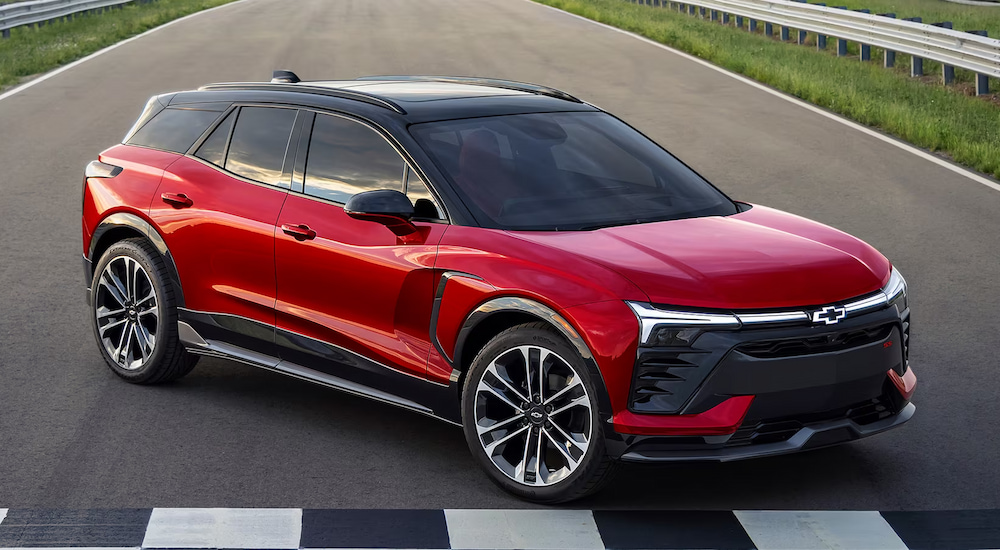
[185,75,598,123]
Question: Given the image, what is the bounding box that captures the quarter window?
[127,108,222,154]
[304,114,404,203]
[225,107,298,187]
[405,169,444,220]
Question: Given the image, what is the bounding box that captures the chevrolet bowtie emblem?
[812,306,847,325]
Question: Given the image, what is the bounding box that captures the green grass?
[0,0,238,89]
[533,0,1000,179]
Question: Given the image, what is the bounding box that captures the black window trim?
[184,103,301,192]
[291,107,452,224]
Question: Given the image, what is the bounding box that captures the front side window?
[303,114,404,204]
[411,112,738,230]
[224,107,297,187]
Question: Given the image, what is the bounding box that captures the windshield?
[411,112,737,230]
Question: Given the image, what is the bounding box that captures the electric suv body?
[82,73,916,502]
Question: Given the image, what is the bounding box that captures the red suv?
[82,73,916,502]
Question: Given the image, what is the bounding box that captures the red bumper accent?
[612,395,755,436]
[889,366,917,401]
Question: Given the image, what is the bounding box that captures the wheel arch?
[87,212,184,307]
[452,296,614,418]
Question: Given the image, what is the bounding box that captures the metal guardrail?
[630,0,998,94]
[0,0,145,37]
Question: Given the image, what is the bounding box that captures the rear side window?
[195,110,236,167]
[225,107,298,187]
[127,108,222,153]
[303,114,404,203]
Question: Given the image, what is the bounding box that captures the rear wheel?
[91,238,197,383]
[462,322,617,503]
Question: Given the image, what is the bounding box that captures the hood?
[509,205,890,310]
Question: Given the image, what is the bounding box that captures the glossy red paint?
[84,143,905,438]
[83,145,180,256]
[433,274,497,367]
[149,156,287,327]
[890,367,918,401]
[274,193,446,379]
[613,395,756,436]
[508,205,892,310]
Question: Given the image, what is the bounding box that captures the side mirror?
[344,189,417,236]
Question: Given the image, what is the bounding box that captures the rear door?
[273,111,448,386]
[150,105,302,357]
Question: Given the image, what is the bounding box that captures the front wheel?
[90,238,197,384]
[462,322,617,503]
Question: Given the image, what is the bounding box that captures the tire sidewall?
[90,240,173,383]
[462,324,609,503]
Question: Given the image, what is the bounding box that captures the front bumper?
[606,303,915,460]
[619,401,913,462]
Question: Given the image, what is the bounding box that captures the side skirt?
[177,316,462,428]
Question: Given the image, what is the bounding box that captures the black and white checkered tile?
[1,507,998,549]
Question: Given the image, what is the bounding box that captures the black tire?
[461,321,618,503]
[90,238,198,384]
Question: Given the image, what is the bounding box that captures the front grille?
[725,395,895,447]
[736,323,894,359]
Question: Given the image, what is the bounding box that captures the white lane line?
[0,508,6,524]
[141,508,302,549]
[444,509,604,549]
[525,0,1000,194]
[0,0,253,104]
[735,510,909,550]
[0,548,140,550]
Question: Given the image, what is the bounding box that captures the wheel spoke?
[139,305,159,320]
[113,321,130,363]
[135,289,156,307]
[477,411,523,436]
[484,424,529,454]
[99,318,128,336]
[536,348,546,401]
[99,273,128,307]
[517,429,540,485]
[550,394,589,417]
[544,377,583,406]
[548,415,589,455]
[543,428,579,467]
[534,428,546,483]
[96,306,125,320]
[121,323,134,365]
[134,322,150,362]
[479,380,524,413]
[486,363,529,405]
[129,258,140,302]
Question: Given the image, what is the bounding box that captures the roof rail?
[197,82,406,114]
[355,75,582,103]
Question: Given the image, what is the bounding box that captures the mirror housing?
[344,190,417,236]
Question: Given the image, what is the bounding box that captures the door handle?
[281,223,317,241]
[161,192,193,208]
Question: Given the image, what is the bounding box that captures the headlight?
[626,301,739,346]
[884,267,907,310]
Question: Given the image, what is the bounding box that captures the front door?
[274,111,448,389]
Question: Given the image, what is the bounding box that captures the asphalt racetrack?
[0,0,998,509]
